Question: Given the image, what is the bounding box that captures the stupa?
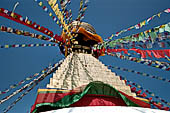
[31,21,151,113]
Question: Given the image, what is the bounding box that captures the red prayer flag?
[136,90,142,95]
[164,49,170,57]
[151,50,165,58]
[131,87,136,92]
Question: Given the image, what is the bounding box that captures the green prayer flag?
[138,33,144,41]
[165,23,170,32]
[149,32,157,39]
[159,28,165,33]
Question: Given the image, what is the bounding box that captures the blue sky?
[0,0,170,113]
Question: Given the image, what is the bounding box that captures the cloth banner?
[31,81,150,113]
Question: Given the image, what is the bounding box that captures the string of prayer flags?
[72,0,89,33]
[0,59,64,105]
[34,0,73,28]
[107,52,170,71]
[34,0,72,43]
[0,8,56,38]
[47,0,72,38]
[119,76,170,108]
[76,0,83,22]
[108,65,170,83]
[59,0,73,25]
[0,60,60,95]
[107,8,170,39]
[67,9,73,25]
[34,0,65,34]
[0,25,61,43]
[3,59,64,113]
[0,43,58,49]
[151,101,170,110]
[76,0,89,21]
[3,84,37,113]
[105,22,170,49]
[106,48,170,59]
[0,73,39,96]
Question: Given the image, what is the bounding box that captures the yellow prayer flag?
[137,60,141,63]
[48,31,51,35]
[49,12,52,16]
[27,20,31,25]
[11,12,14,17]
[38,2,43,6]
[65,26,69,31]
[60,17,64,23]
[5,45,9,48]
[111,34,114,38]
[140,21,146,27]
[157,13,161,17]
[38,35,42,39]
[16,31,21,35]
[38,26,41,30]
[22,44,26,47]
[80,0,83,7]
[48,0,57,7]
[57,20,59,24]
[142,21,146,26]
[41,70,45,73]
[130,26,134,29]
[53,4,59,12]
[161,25,165,28]
[155,65,159,68]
